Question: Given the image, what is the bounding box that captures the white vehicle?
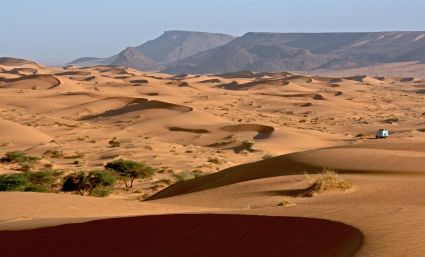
[376,129,389,139]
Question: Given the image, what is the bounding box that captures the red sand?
[0,214,363,257]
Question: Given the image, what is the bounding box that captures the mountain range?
[69,31,425,74]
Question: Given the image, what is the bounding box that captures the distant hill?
[163,31,425,74]
[68,31,234,71]
[0,57,39,67]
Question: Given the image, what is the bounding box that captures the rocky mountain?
[135,30,235,64]
[110,47,162,71]
[163,31,425,74]
[68,31,234,71]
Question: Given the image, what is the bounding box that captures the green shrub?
[91,187,112,197]
[0,169,61,192]
[0,151,40,171]
[0,173,29,191]
[61,170,116,196]
[87,169,116,187]
[26,169,62,186]
[173,170,206,182]
[0,151,40,164]
[23,184,48,192]
[105,159,155,188]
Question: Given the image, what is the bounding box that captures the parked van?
[376,129,389,139]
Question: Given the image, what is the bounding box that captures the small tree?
[105,159,155,188]
[87,169,116,188]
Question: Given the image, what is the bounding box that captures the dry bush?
[277,200,296,207]
[301,169,351,197]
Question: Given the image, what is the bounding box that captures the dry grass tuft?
[301,169,351,197]
[277,200,296,207]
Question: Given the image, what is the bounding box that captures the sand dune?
[7,67,38,76]
[0,57,39,67]
[54,70,91,76]
[216,70,292,79]
[0,119,52,146]
[79,98,193,120]
[169,126,210,133]
[282,75,313,83]
[0,74,60,89]
[149,140,425,199]
[221,124,274,139]
[218,79,287,90]
[258,92,326,100]
[0,214,362,257]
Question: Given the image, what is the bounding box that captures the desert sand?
[1,58,425,256]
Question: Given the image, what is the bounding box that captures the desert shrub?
[61,170,116,196]
[43,149,64,158]
[0,151,40,164]
[301,169,351,197]
[0,173,29,191]
[61,172,90,195]
[87,169,116,187]
[26,169,61,185]
[90,187,112,197]
[0,169,61,192]
[173,170,206,182]
[23,184,48,192]
[207,157,221,164]
[233,140,255,153]
[108,137,121,147]
[105,159,155,188]
[277,200,296,207]
[1,151,40,171]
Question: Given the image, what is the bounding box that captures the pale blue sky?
[1,0,424,65]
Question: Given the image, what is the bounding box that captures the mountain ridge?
[164,31,425,74]
[68,31,425,74]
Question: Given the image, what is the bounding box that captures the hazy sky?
[2,0,424,65]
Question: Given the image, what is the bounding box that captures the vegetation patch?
[207,157,222,164]
[173,170,207,182]
[105,159,155,188]
[43,149,64,158]
[61,170,116,196]
[0,169,62,192]
[0,151,41,171]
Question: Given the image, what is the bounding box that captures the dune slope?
[0,214,362,257]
